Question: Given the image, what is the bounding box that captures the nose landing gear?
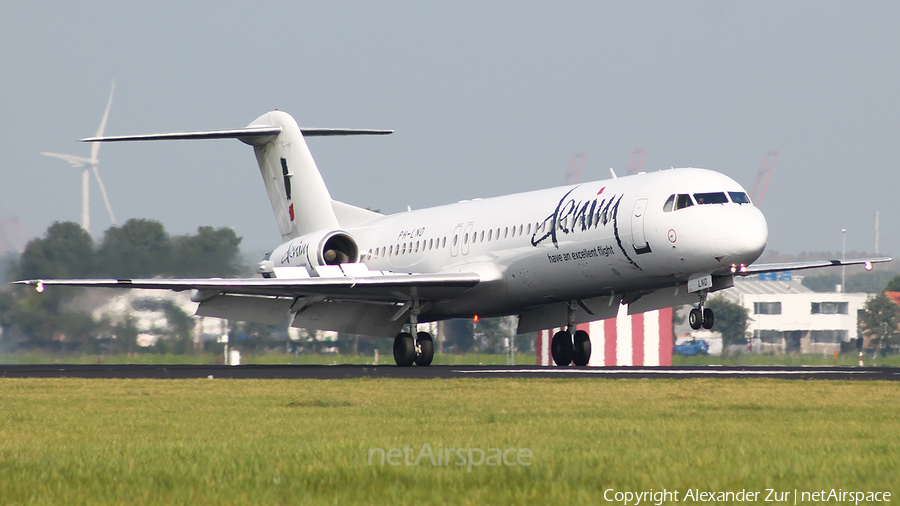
[688,292,714,330]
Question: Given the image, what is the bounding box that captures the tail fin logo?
[280,157,292,200]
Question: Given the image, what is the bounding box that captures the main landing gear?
[550,302,592,367]
[393,297,435,367]
[393,331,434,367]
[688,292,714,330]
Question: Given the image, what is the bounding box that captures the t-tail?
[81,110,391,242]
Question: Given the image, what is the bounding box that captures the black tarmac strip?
[0,364,898,380]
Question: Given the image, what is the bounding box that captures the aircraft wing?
[736,257,891,276]
[13,272,481,303]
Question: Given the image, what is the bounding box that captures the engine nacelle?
[261,229,360,277]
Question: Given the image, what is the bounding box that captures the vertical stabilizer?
[244,111,340,241]
[79,109,391,242]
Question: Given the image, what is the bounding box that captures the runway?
[0,364,898,380]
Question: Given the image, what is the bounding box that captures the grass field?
[0,378,897,505]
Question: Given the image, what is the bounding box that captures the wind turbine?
[41,81,118,234]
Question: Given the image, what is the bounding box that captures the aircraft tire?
[689,308,702,330]
[415,332,434,366]
[572,330,591,366]
[551,330,574,366]
[393,332,416,367]
[702,308,714,330]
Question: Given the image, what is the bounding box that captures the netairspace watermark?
[603,488,892,506]
[367,443,532,472]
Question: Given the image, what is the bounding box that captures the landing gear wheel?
[572,330,591,366]
[702,308,714,330]
[415,332,434,366]
[551,330,574,366]
[393,332,415,367]
[689,308,702,330]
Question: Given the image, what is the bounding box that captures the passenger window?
[527,223,531,235]
[729,191,751,204]
[480,231,484,242]
[693,192,728,204]
[663,194,675,212]
[675,194,694,210]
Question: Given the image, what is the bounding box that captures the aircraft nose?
[710,205,768,264]
[739,207,768,263]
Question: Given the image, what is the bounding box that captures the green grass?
[672,352,900,367]
[0,378,897,505]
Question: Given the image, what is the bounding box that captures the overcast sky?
[2,2,898,260]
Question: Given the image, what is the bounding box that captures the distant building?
[714,276,873,354]
[536,306,673,366]
[93,291,226,347]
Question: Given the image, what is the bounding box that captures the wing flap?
[195,294,295,325]
[291,301,406,337]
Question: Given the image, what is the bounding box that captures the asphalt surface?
[0,364,898,380]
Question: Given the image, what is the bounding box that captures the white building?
[715,276,873,354]
[92,290,226,347]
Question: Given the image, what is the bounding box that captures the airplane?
[16,110,891,367]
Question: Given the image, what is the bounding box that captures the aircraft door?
[631,198,652,254]
[451,224,463,257]
[461,222,474,255]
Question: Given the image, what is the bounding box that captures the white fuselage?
[269,168,768,321]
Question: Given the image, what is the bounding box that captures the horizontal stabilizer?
[81,127,392,146]
[738,257,891,275]
[81,127,284,146]
[300,128,393,136]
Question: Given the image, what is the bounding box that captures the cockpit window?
[729,191,751,204]
[693,192,728,204]
[663,194,675,212]
[675,194,694,210]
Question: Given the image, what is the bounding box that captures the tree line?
[0,220,244,352]
[12,219,244,280]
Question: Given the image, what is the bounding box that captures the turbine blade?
[41,152,89,168]
[92,166,116,226]
[91,80,115,162]
[82,169,90,232]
